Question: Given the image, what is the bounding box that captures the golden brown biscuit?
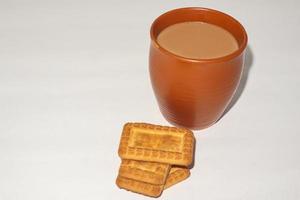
[164,167,190,189]
[118,123,195,166]
[116,176,163,198]
[119,159,171,185]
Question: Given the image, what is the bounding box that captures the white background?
[0,0,299,199]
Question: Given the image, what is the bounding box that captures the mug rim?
[150,7,248,63]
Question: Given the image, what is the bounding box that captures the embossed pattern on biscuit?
[116,176,164,198]
[118,123,195,166]
[119,160,171,185]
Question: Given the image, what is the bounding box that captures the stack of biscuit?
[116,123,195,197]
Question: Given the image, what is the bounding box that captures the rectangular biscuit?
[119,159,171,185]
[164,167,190,189]
[118,123,195,166]
[116,176,163,198]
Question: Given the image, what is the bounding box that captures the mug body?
[149,7,248,130]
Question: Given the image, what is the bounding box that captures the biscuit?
[164,167,190,189]
[119,159,171,185]
[116,176,163,198]
[118,123,195,166]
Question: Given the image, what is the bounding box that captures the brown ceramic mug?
[149,7,248,130]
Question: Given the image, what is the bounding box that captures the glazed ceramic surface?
[149,7,248,130]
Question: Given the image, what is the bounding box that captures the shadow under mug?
[149,7,248,130]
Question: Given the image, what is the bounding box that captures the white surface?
[0,0,299,199]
